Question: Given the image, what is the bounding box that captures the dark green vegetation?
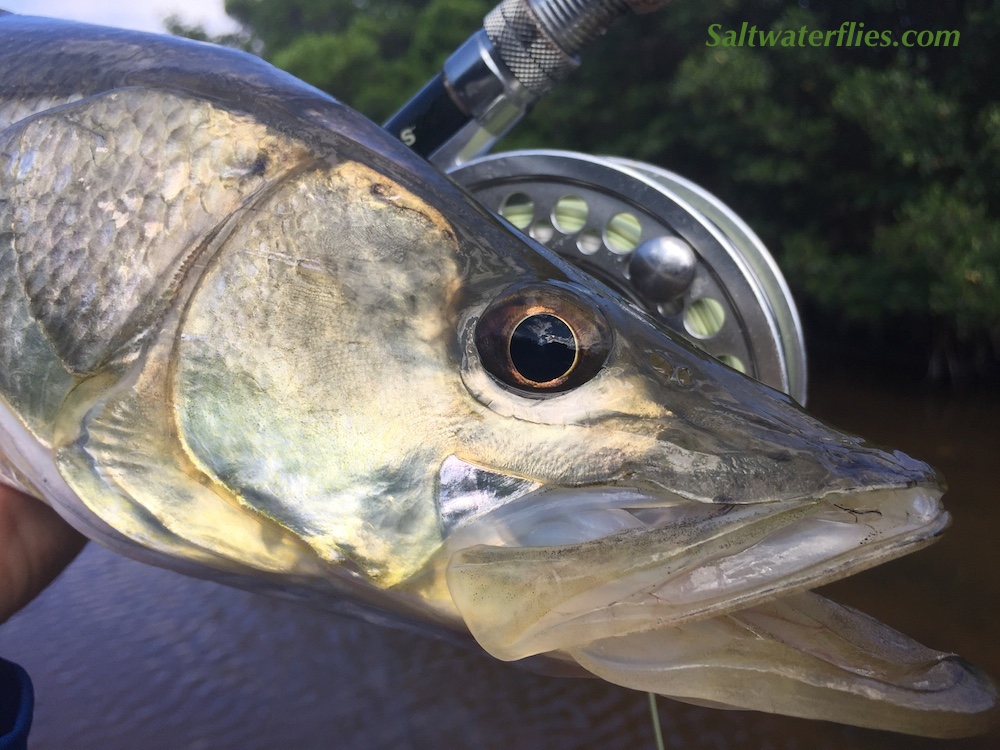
[172,0,1000,382]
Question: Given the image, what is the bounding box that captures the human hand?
[0,482,86,623]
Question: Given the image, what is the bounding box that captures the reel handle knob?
[628,236,698,304]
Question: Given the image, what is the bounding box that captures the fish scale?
[0,173,77,440]
[3,89,310,379]
[0,95,83,132]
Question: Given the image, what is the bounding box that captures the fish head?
[412,190,995,736]
[168,140,937,592]
[161,135,992,734]
[425,214,936,627]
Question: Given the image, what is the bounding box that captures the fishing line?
[649,692,665,750]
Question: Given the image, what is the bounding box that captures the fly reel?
[450,151,808,405]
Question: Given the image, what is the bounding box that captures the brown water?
[0,370,997,749]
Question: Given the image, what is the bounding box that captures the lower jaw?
[567,590,998,738]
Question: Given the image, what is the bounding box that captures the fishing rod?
[385,0,665,168]
[385,0,808,405]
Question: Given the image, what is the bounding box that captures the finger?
[0,483,87,622]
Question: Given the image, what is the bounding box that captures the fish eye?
[475,285,611,394]
[509,313,577,384]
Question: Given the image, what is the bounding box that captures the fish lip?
[442,481,949,662]
[651,482,951,625]
[567,591,999,738]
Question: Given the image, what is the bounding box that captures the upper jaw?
[438,474,948,661]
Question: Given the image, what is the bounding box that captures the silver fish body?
[0,12,995,736]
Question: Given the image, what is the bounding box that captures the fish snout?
[440,347,951,661]
[647,359,946,506]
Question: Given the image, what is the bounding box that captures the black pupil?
[509,314,577,384]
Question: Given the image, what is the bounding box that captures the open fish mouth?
[435,472,996,735]
[442,481,948,660]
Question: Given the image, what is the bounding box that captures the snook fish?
[0,12,995,737]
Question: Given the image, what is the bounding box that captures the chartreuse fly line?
[649,692,665,750]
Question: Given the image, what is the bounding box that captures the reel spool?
[450,151,808,405]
